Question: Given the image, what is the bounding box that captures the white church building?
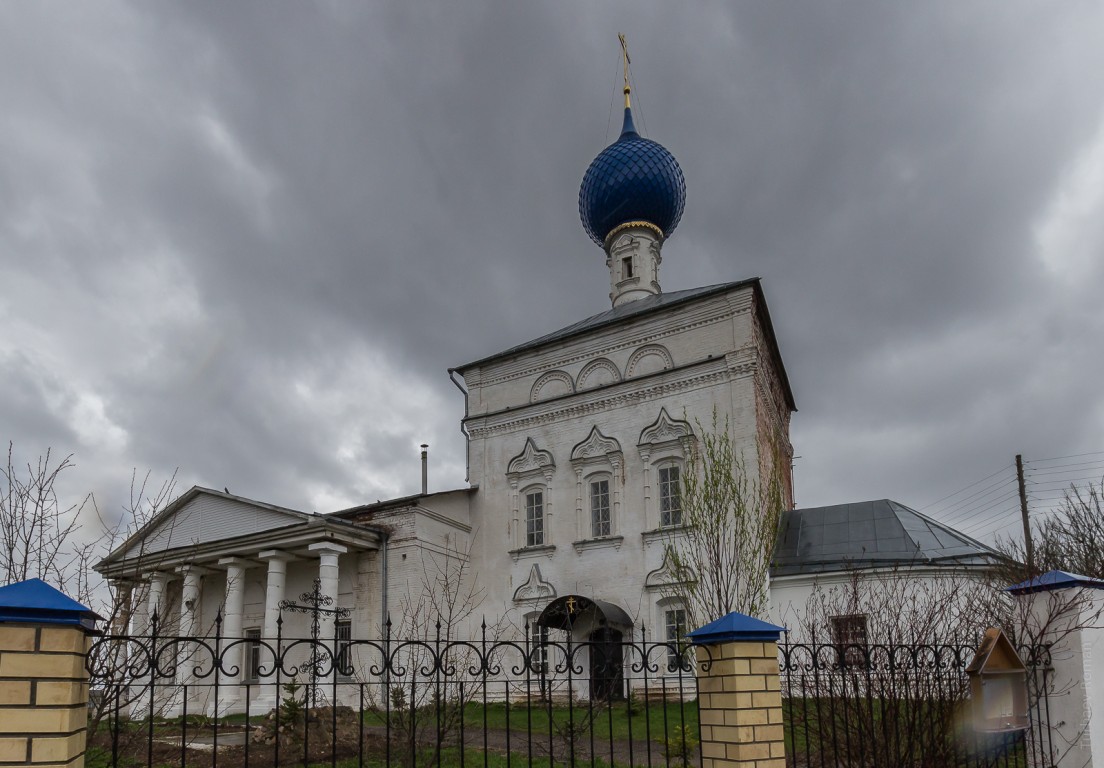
[96,79,1001,713]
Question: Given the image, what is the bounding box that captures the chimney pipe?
[420,444,428,495]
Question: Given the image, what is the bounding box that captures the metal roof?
[0,578,101,628]
[687,612,787,644]
[771,499,1004,577]
[1006,570,1104,594]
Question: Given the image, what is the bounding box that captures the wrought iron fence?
[778,639,1053,768]
[86,613,704,768]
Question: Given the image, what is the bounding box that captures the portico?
[97,487,386,716]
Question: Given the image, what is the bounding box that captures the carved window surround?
[637,409,695,532]
[570,427,624,541]
[506,438,556,551]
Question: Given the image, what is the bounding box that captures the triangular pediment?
[570,427,622,462]
[507,438,556,476]
[113,487,310,563]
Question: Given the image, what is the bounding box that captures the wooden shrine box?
[966,627,1029,732]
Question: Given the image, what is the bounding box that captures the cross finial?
[618,33,631,109]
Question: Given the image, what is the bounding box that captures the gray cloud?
[2,1,1102,547]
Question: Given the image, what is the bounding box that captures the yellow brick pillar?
[688,611,787,768]
[0,579,101,768]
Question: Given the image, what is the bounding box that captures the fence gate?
[778,639,1053,768]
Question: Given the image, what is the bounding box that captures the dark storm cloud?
[1,1,1102,543]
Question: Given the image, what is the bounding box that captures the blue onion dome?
[579,107,686,247]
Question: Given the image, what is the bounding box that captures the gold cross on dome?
[618,34,631,108]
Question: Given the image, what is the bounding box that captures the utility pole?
[1016,454,1035,575]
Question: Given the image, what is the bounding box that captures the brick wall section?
[695,640,785,768]
[0,624,91,768]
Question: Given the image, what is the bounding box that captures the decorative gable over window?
[638,408,694,452]
[507,438,556,477]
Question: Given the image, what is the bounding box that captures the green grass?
[354,699,698,745]
[302,748,620,768]
[464,699,698,744]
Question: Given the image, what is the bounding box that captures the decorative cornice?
[641,526,689,548]
[604,220,664,250]
[506,438,555,476]
[467,358,733,440]
[572,536,625,554]
[475,298,751,388]
[508,544,556,563]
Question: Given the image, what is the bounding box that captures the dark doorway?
[589,627,624,701]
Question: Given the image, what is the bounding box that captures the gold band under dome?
[604,220,665,250]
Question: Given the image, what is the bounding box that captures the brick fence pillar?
[0,579,100,768]
[688,611,787,768]
[1008,570,1104,768]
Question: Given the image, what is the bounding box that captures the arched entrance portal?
[537,595,631,700]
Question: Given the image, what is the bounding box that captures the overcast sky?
[3,2,1103,549]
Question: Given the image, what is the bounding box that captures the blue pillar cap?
[687,611,787,645]
[0,578,101,630]
[1006,570,1104,596]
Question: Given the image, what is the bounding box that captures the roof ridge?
[452,280,760,372]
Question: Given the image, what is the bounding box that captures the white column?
[218,557,250,712]
[130,582,150,637]
[178,565,205,638]
[175,564,209,717]
[256,550,291,712]
[309,542,348,694]
[110,580,135,635]
[141,573,172,718]
[309,542,347,643]
[147,572,170,633]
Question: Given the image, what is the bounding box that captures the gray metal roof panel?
[453,281,756,372]
[771,499,1004,577]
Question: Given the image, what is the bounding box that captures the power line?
[1025,450,1104,465]
[1024,463,1104,478]
[935,478,1018,520]
[920,463,1012,511]
[954,491,1022,533]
